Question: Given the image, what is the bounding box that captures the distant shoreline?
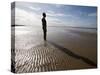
[11,24,97,29]
[48,26,97,29]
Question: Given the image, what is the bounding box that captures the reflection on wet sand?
[11,26,97,73]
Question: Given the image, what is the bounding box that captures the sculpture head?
[42,12,46,17]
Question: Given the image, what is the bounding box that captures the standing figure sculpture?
[42,12,47,41]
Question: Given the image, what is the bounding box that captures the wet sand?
[47,27,97,64]
[11,26,97,73]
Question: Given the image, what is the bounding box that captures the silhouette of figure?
[42,12,47,41]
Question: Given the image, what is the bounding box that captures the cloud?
[28,6,41,11]
[88,12,97,17]
[15,7,41,26]
[78,12,97,17]
[47,10,64,17]
[47,16,62,25]
[14,7,66,27]
[47,12,65,17]
[12,7,65,27]
[47,10,71,17]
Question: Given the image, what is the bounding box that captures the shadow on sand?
[42,41,97,67]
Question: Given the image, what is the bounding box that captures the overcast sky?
[12,2,97,28]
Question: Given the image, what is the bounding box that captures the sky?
[11,2,97,28]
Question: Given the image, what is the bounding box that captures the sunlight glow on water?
[13,26,97,36]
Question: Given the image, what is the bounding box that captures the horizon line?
[11,24,97,29]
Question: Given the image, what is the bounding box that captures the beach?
[11,26,97,73]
